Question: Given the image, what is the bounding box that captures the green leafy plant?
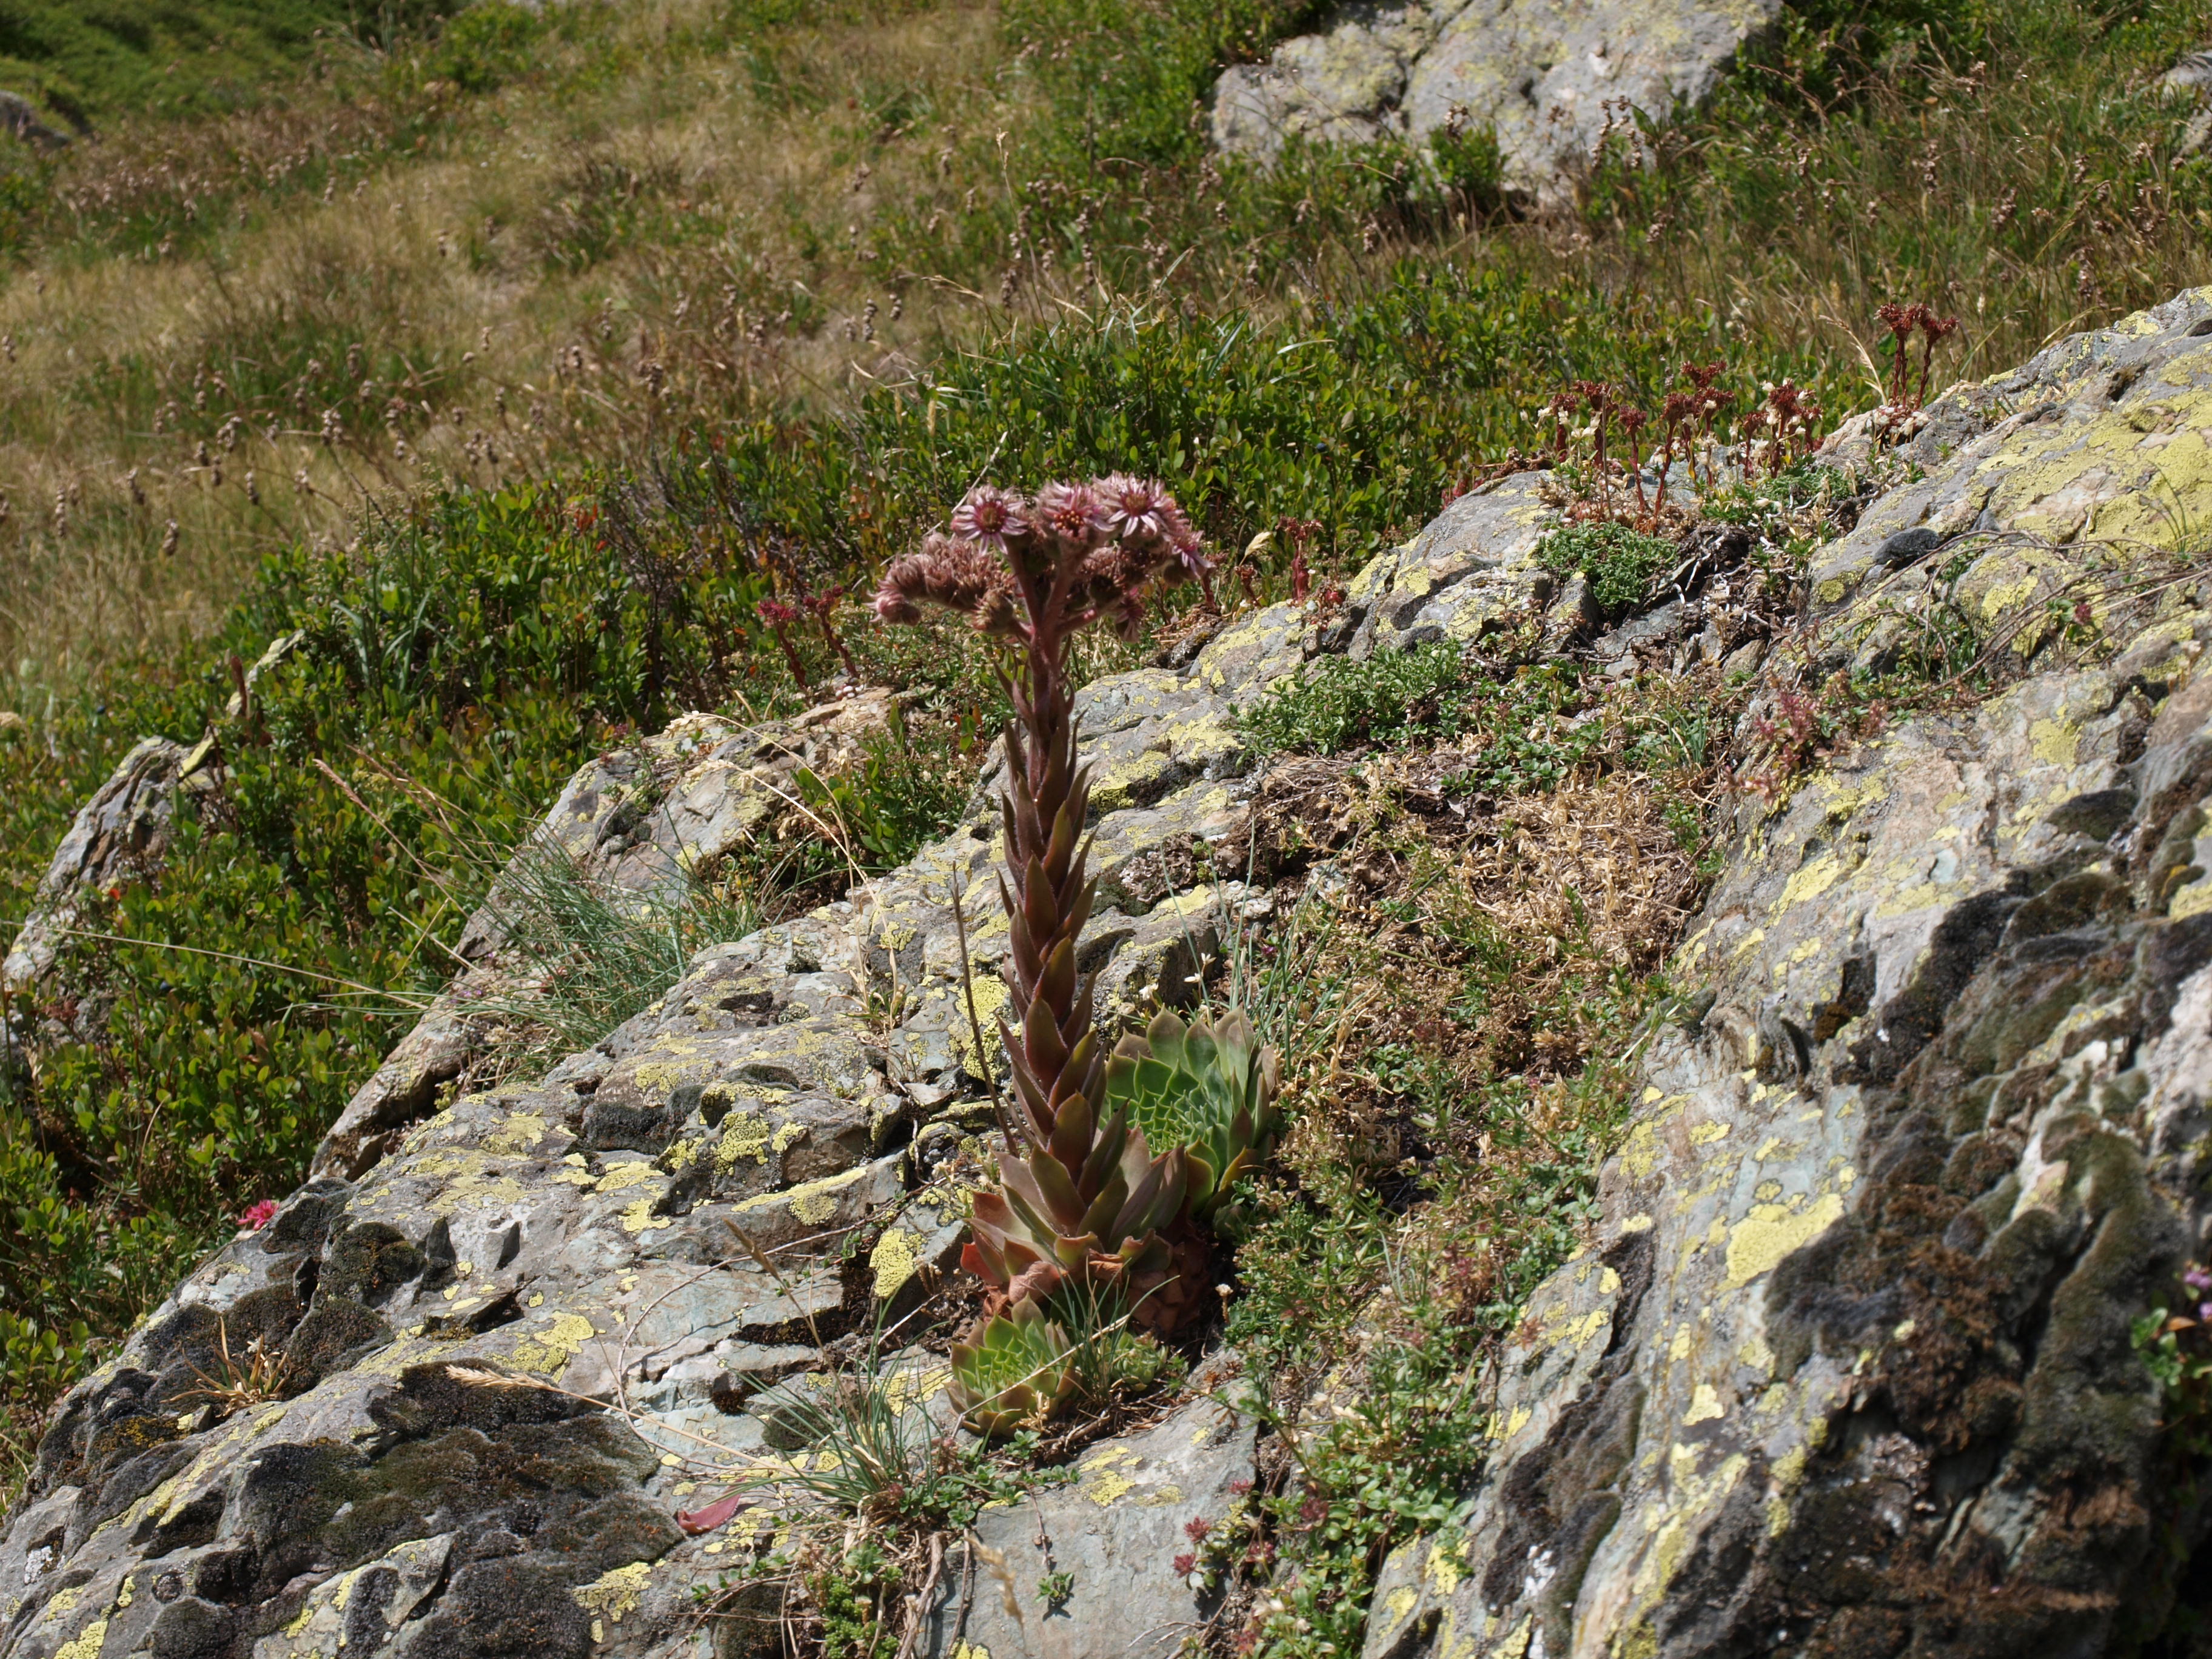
[1104,1008,1280,1224]
[2135,1262,2212,1460]
[947,1298,1077,1439]
[1051,1277,1186,1406]
[1534,520,1680,617]
[1237,641,1479,759]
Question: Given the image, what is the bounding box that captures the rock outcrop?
[1361,287,2212,1657]
[0,571,1326,1659]
[315,691,905,1181]
[16,290,2212,1659]
[1210,0,1780,195]
[5,631,297,1044]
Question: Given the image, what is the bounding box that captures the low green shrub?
[1535,520,1681,616]
[1237,642,1479,758]
[425,1,548,92]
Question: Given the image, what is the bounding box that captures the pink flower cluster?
[872,478,1208,643]
[238,1198,280,1232]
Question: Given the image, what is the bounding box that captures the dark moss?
[1752,868,2199,1656]
[397,1554,597,1657]
[367,1361,602,1441]
[145,1595,236,1659]
[318,1221,427,1307]
[281,1296,392,1389]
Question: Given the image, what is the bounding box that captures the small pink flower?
[951,486,1030,553]
[2199,1301,2212,1322]
[1034,481,1107,545]
[238,1199,280,1232]
[1172,1552,1197,1577]
[2185,1265,2211,1293]
[1094,474,1175,542]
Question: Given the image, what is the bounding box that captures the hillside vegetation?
[1,0,2210,1534]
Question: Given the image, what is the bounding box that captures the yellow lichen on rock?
[1723,1192,1846,1289]
[717,1112,773,1170]
[870,1227,919,1299]
[512,1312,598,1373]
[571,1561,654,1624]
[481,1111,545,1155]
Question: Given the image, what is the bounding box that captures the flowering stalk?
[800,586,860,679]
[1915,313,1959,407]
[874,477,1212,1327]
[756,599,811,694]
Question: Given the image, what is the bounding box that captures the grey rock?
[316,694,902,1178]
[916,1388,1258,1659]
[0,91,68,151]
[1211,0,1783,198]
[3,735,192,1009]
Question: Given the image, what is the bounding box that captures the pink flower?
[1184,1515,1212,1541]
[1034,481,1107,546]
[951,486,1030,554]
[1172,1552,1197,1577]
[1095,474,1175,542]
[1168,524,1212,580]
[238,1199,280,1232]
[875,535,1022,638]
[2185,1265,2211,1293]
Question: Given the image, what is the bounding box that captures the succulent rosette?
[946,1298,1076,1438]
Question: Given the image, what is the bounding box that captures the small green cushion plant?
[1104,1008,1281,1224]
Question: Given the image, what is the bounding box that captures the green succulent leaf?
[947,1299,1076,1438]
[1103,1007,1281,1222]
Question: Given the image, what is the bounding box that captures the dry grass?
[1233,677,1719,1335]
[0,0,1030,689]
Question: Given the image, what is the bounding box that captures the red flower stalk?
[873,477,1212,1328]
[1657,388,1698,507]
[1546,390,1578,462]
[1616,405,1651,515]
[1877,301,1933,406]
[1572,380,1615,512]
[1915,313,1960,407]
[756,599,811,694]
[1290,549,1311,603]
[802,586,860,679]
